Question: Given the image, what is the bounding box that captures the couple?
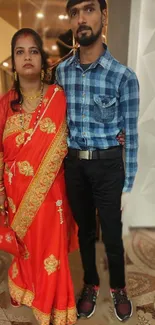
[0,0,139,324]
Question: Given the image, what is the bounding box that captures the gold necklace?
[20,82,43,101]
[19,83,44,130]
[22,99,40,113]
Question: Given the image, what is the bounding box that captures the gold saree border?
[3,114,32,141]
[11,120,68,239]
[0,151,4,169]
[51,307,77,325]
[8,277,77,325]
[8,276,34,306]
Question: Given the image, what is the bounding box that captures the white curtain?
[123,0,155,233]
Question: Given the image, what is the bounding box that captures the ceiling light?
[51,45,58,51]
[59,15,68,20]
[59,15,64,20]
[3,62,9,67]
[36,12,44,19]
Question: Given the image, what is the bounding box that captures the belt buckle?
[79,150,93,160]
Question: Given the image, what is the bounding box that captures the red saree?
[0,85,78,325]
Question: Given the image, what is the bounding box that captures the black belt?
[67,146,122,160]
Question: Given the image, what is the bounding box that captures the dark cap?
[66,0,107,12]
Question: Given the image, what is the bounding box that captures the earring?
[41,69,45,81]
[46,68,52,81]
[14,71,17,81]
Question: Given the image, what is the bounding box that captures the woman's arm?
[0,92,10,217]
[0,152,6,216]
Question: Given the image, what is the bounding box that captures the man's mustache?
[77,25,92,34]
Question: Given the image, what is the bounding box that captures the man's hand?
[121,192,130,211]
[117,131,125,146]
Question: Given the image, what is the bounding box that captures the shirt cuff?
[123,175,135,192]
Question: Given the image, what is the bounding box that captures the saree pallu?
[2,85,78,325]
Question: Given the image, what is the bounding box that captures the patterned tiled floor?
[1,230,155,324]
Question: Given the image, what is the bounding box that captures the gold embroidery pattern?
[17,161,34,177]
[8,197,16,214]
[56,200,63,224]
[3,114,32,141]
[44,254,60,275]
[43,97,49,105]
[55,85,63,92]
[8,277,34,306]
[34,308,51,325]
[12,263,18,279]
[16,129,33,147]
[51,307,77,325]
[24,246,30,259]
[39,118,56,134]
[11,120,68,239]
[4,163,14,184]
[8,277,76,325]
[4,163,9,175]
[0,152,4,169]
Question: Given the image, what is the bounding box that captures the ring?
[0,205,4,210]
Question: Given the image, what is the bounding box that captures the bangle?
[0,186,4,192]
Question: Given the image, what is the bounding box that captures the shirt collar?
[66,43,113,70]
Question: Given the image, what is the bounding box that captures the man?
[56,0,139,322]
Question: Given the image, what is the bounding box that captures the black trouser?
[64,151,125,289]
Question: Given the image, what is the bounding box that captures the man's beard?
[75,23,103,46]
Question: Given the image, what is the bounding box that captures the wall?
[107,0,131,65]
[0,17,17,94]
[0,17,17,64]
[123,0,155,230]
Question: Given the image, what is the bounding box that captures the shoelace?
[112,289,129,305]
[81,285,97,302]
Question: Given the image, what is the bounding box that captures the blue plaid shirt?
[56,45,139,192]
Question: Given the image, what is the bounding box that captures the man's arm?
[55,66,61,86]
[120,71,139,192]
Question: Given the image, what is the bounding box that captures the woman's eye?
[16,50,23,55]
[31,50,39,54]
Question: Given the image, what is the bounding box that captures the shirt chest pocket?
[93,95,116,122]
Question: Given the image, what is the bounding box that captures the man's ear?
[102,9,108,27]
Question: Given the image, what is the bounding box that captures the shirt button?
[83,74,85,77]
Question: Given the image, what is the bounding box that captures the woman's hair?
[11,28,49,111]
[66,0,107,12]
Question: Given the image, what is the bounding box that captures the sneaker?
[11,297,21,308]
[77,284,99,318]
[110,288,133,322]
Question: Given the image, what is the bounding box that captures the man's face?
[68,0,106,46]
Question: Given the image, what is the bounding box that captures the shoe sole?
[77,289,99,319]
[110,292,133,322]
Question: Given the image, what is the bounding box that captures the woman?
[0,28,78,325]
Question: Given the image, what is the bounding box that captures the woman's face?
[14,34,42,80]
